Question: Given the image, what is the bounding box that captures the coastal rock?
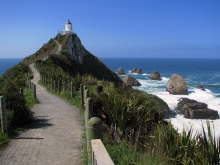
[197,85,206,91]
[166,74,188,95]
[149,72,161,80]
[176,98,219,119]
[23,33,122,84]
[148,94,173,119]
[116,67,125,75]
[122,75,141,87]
[131,68,143,74]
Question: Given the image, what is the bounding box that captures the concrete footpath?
[0,64,82,165]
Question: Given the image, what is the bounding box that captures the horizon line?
[0,57,220,60]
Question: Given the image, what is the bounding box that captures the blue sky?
[0,0,219,58]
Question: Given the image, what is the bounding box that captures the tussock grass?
[24,88,39,109]
[0,132,8,146]
[106,141,168,165]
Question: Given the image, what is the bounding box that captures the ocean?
[1,58,220,138]
[101,58,220,138]
[0,58,21,75]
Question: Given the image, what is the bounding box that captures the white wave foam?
[168,115,220,138]
[138,79,165,87]
[152,88,220,113]
[161,77,169,82]
[137,78,220,138]
[142,73,150,76]
[151,88,220,138]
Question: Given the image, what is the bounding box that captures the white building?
[60,20,73,35]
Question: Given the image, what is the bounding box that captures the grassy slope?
[23,33,122,84]
[0,62,38,146]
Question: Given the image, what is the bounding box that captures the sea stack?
[166,74,188,95]
[122,75,141,87]
[176,98,219,119]
[149,72,161,80]
[116,67,125,75]
[131,68,143,74]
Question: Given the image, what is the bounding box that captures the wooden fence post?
[0,96,4,133]
[32,84,37,100]
[84,86,88,107]
[19,88,23,95]
[42,75,44,85]
[28,80,31,89]
[58,80,60,93]
[53,80,56,91]
[70,81,73,97]
[85,97,91,163]
[80,84,84,107]
[0,96,6,133]
[51,78,53,90]
[85,98,102,164]
[63,80,66,93]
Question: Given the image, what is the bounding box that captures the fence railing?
[0,79,37,134]
[26,79,37,101]
[80,84,115,165]
[39,74,75,98]
[91,139,114,165]
[0,96,7,133]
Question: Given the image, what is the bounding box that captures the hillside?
[23,33,122,83]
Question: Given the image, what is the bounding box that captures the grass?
[105,141,168,165]
[24,88,39,109]
[0,132,8,146]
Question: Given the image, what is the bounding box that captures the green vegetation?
[0,132,8,146]
[106,141,167,165]
[0,62,39,146]
[30,34,219,164]
[0,63,33,129]
[24,88,39,109]
[147,123,220,165]
[83,81,219,164]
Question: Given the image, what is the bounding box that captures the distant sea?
[101,58,220,138]
[0,58,21,75]
[1,58,220,137]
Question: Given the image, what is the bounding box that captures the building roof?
[66,19,72,24]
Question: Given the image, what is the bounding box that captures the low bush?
[0,63,33,129]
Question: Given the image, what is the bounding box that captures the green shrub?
[106,141,167,165]
[147,123,220,165]
[0,63,33,129]
[0,132,8,145]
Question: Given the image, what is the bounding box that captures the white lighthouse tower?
[61,19,73,35]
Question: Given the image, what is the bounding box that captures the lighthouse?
[61,19,73,35]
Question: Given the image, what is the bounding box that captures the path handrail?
[81,84,115,165]
[91,139,114,165]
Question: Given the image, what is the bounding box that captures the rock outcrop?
[116,67,125,75]
[197,85,206,91]
[176,98,219,119]
[166,74,188,95]
[23,33,122,84]
[149,72,161,80]
[147,94,173,119]
[122,75,141,87]
[131,68,143,74]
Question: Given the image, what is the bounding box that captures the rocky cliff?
[23,33,122,83]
